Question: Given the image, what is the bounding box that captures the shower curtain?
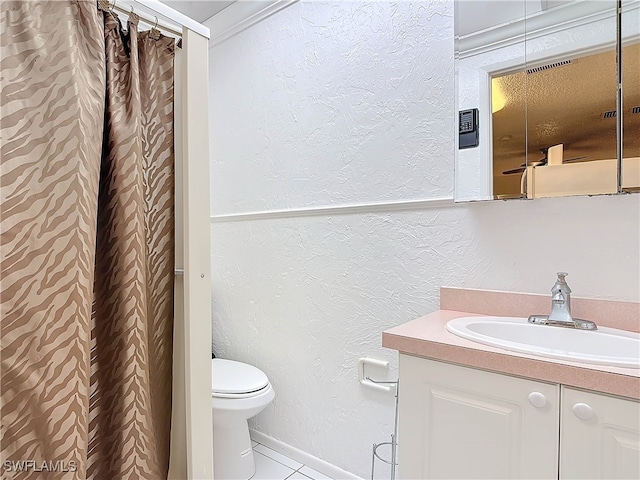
[1,1,175,478]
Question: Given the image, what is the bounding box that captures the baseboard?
[249,429,364,480]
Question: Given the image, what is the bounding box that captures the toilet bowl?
[212,358,275,480]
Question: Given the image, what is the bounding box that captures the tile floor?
[250,440,334,480]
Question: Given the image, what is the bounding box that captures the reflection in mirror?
[493,44,640,199]
[454,0,640,202]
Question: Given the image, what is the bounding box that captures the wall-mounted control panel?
[459,108,479,149]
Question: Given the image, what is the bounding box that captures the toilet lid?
[212,358,270,394]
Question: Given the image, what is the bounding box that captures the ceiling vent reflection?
[526,60,572,75]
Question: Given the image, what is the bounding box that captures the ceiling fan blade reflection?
[502,167,526,175]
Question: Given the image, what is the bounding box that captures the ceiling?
[162,0,235,22]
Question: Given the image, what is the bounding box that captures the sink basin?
[446,316,640,368]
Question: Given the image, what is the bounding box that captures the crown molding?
[205,0,299,47]
[457,0,639,59]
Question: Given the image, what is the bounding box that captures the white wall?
[209,1,453,212]
[207,1,640,478]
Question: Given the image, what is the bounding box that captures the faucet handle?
[552,272,572,295]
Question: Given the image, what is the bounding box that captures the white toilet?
[211,358,275,480]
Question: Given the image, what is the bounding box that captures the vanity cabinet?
[398,354,640,480]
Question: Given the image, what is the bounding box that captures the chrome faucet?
[528,273,598,330]
[548,272,572,324]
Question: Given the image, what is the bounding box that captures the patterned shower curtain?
[1,1,175,479]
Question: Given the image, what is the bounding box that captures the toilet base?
[211,377,274,480]
[213,418,255,480]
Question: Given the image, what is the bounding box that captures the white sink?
[446,316,640,368]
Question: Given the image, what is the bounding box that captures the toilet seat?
[212,358,270,398]
[212,385,270,399]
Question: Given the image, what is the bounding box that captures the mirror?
[454,0,640,202]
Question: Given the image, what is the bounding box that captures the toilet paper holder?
[358,358,399,479]
[358,357,396,393]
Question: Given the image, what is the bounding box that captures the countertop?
[383,308,640,400]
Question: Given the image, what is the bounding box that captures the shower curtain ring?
[154,16,158,29]
[109,0,116,12]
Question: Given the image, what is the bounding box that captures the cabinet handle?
[528,392,547,408]
[572,403,595,420]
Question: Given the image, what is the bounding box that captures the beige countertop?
[383,289,640,400]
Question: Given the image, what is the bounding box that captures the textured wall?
[208,1,640,478]
[209,1,453,214]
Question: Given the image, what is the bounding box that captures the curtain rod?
[100,0,182,38]
[109,2,183,38]
[104,0,211,39]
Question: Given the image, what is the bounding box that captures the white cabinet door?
[398,354,559,480]
[560,386,640,479]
